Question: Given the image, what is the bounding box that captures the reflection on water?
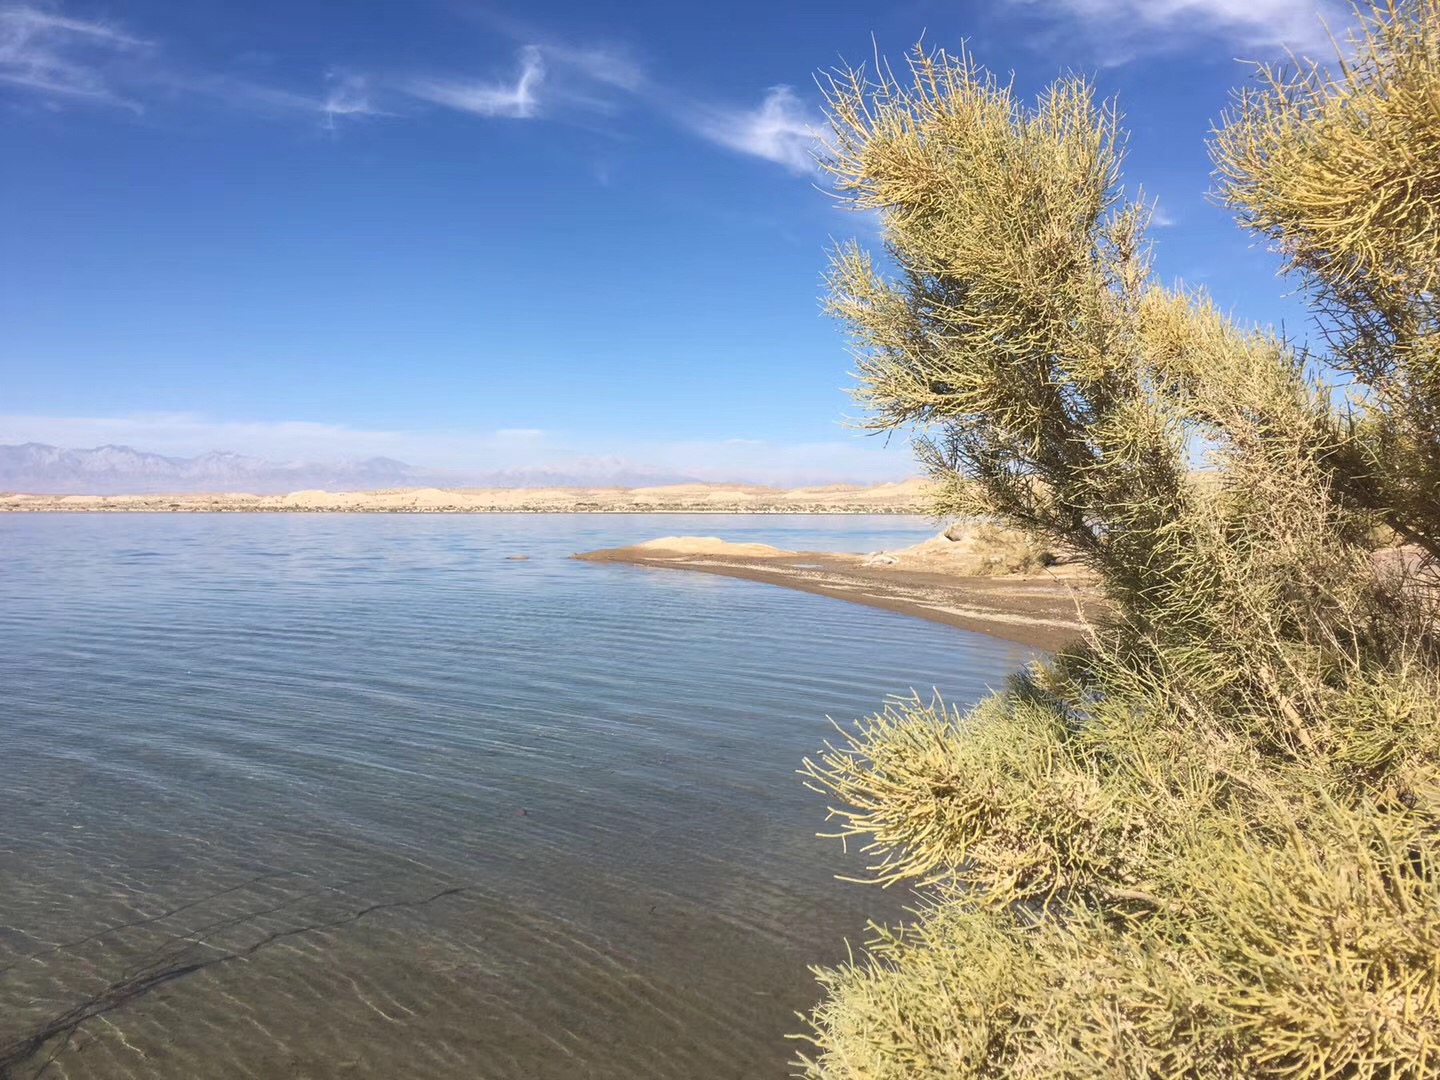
[0,514,1030,1078]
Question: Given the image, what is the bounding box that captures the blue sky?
[0,0,1344,483]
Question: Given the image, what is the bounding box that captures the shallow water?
[0,514,1031,1079]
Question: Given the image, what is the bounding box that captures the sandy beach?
[0,480,931,514]
[576,533,1099,650]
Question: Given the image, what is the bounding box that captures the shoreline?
[0,506,925,515]
[575,540,1098,651]
[0,481,930,515]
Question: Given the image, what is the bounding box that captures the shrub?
[797,4,1440,1076]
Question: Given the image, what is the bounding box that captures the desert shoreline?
[0,506,925,514]
[0,480,931,515]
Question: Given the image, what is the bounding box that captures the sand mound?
[405,488,465,508]
[280,489,358,508]
[631,536,796,557]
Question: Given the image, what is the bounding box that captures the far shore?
[5,483,1100,648]
[575,535,1099,650]
[0,480,930,515]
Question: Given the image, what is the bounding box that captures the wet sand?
[576,538,1099,650]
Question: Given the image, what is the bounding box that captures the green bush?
[797,3,1440,1076]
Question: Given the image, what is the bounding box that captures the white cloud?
[0,6,827,179]
[399,42,646,123]
[404,45,544,119]
[0,412,916,484]
[0,5,148,107]
[0,4,387,127]
[397,35,831,182]
[1011,0,1345,58]
[321,72,378,127]
[162,70,382,124]
[542,43,643,92]
[396,51,829,178]
[689,85,820,173]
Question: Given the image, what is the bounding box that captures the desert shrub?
[933,521,1059,574]
[967,523,1057,574]
[798,4,1440,1076]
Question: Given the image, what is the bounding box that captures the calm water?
[0,514,1030,1079]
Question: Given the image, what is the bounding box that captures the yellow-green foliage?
[798,4,1440,1077]
[801,673,1440,1078]
[1214,0,1440,558]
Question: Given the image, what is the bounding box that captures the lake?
[0,513,1031,1079]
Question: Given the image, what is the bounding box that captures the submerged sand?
[577,532,1100,650]
[0,480,931,514]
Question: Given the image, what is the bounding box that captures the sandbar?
[575,534,1099,650]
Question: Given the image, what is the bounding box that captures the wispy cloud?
[0,4,828,177]
[404,44,544,119]
[399,42,648,122]
[320,72,379,127]
[542,43,643,92]
[0,4,385,126]
[0,4,148,107]
[160,70,364,121]
[1010,0,1346,59]
[398,35,824,176]
[687,86,821,174]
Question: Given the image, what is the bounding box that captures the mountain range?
[0,443,695,494]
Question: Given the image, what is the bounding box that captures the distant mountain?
[0,443,425,494]
[0,443,699,494]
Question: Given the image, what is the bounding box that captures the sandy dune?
[0,480,932,514]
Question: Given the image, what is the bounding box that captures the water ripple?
[0,513,1030,1078]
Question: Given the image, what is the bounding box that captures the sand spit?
[576,530,1100,650]
[0,480,931,514]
